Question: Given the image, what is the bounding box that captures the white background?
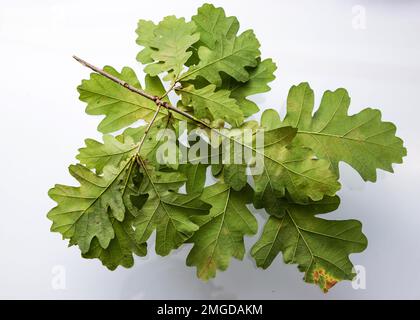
[1,0,419,299]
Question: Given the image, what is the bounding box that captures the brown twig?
[136,104,162,154]
[72,55,211,129]
[159,82,176,100]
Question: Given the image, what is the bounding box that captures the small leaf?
[251,196,367,292]
[143,16,200,82]
[178,84,244,127]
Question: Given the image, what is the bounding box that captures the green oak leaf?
[78,70,169,133]
[218,125,341,203]
[191,3,239,50]
[82,165,148,270]
[273,82,407,181]
[77,135,137,174]
[82,216,146,270]
[186,183,258,280]
[76,112,179,175]
[177,84,244,127]
[251,196,367,292]
[47,159,138,253]
[180,29,261,86]
[134,161,211,256]
[254,127,341,203]
[143,16,200,82]
[224,58,277,117]
[135,19,158,64]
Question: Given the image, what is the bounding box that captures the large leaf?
[218,126,341,203]
[254,127,340,203]
[177,84,244,127]
[186,183,258,280]
[48,159,138,253]
[251,196,367,292]
[78,70,168,133]
[275,82,406,181]
[179,30,261,86]
[143,16,199,82]
[134,161,211,256]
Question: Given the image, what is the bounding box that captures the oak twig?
[72,55,211,129]
[136,104,162,154]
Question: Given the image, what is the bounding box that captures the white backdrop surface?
[0,0,419,299]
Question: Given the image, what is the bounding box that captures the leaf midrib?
[297,130,401,150]
[178,88,242,117]
[286,209,353,280]
[137,157,194,249]
[216,128,336,188]
[178,36,256,82]
[61,158,135,235]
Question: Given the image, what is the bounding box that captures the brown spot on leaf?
[313,270,320,282]
[312,267,338,293]
[326,278,338,291]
